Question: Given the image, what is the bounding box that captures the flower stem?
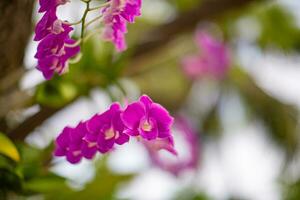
[114,80,127,97]
[80,0,91,47]
[69,52,83,64]
[65,39,82,47]
[83,28,102,42]
[88,2,110,11]
[85,15,103,28]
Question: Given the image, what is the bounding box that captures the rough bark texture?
[0,0,34,93]
[0,0,34,131]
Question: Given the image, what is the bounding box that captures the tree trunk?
[0,0,34,92]
[0,0,34,131]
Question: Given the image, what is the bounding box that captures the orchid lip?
[88,142,97,148]
[141,121,152,132]
[104,128,116,140]
[72,150,81,156]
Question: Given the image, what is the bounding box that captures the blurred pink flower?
[144,116,200,176]
[182,31,230,80]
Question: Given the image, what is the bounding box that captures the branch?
[133,0,262,57]
[8,106,60,141]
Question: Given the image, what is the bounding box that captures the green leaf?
[0,133,20,162]
[284,179,300,200]
[0,168,22,196]
[24,174,69,194]
[256,5,300,50]
[202,105,222,137]
[35,79,78,107]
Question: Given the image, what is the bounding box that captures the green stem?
[88,2,110,11]
[83,28,102,42]
[84,15,103,28]
[80,0,91,47]
[114,80,127,97]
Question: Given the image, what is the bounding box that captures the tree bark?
[0,0,34,93]
[0,0,34,132]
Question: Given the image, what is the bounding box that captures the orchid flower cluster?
[54,95,176,164]
[34,0,142,80]
[182,30,230,80]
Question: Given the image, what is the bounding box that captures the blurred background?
[1,0,300,199]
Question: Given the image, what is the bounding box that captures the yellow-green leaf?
[0,132,20,162]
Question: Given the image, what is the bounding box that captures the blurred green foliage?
[0,141,134,200]
[256,5,300,50]
[169,0,202,11]
[231,67,299,154]
[24,159,133,200]
[284,179,300,200]
[35,39,130,107]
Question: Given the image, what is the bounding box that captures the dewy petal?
[121,102,145,130]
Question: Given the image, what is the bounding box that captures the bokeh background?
[1,0,300,199]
